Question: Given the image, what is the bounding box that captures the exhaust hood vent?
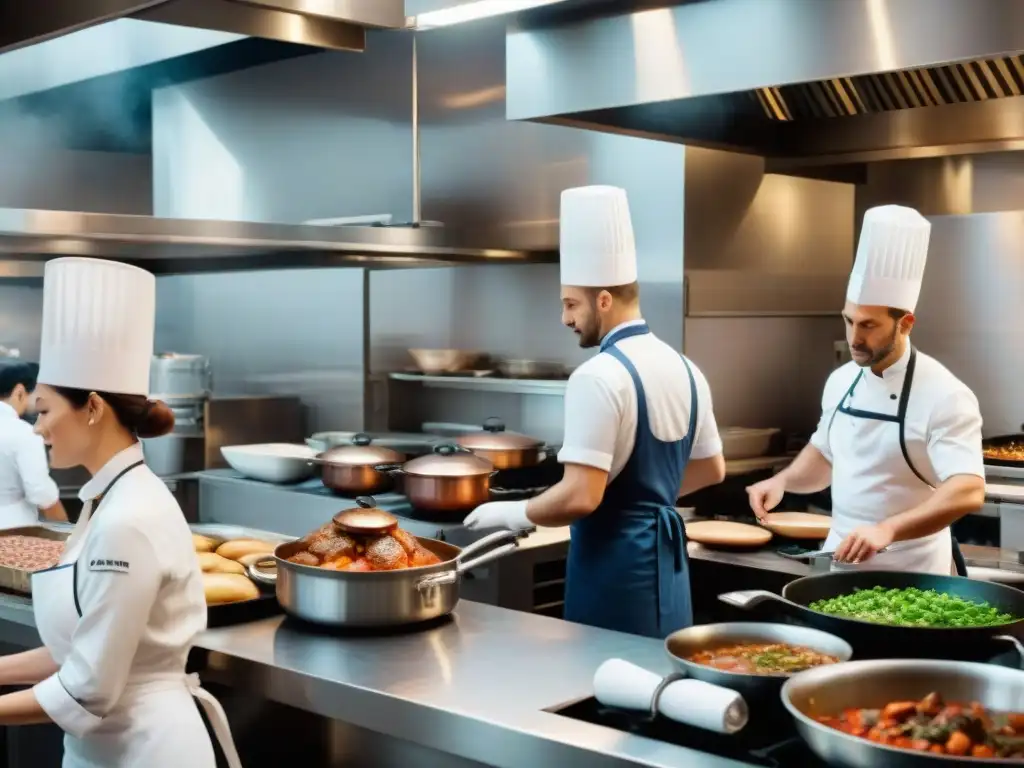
[755,55,1024,121]
[0,1,407,56]
[506,0,1024,168]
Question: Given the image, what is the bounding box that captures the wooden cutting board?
[761,512,831,540]
[685,520,773,549]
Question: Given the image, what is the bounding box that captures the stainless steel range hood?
[0,209,556,275]
[506,0,1024,168]
[0,0,407,55]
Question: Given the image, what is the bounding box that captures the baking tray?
[0,526,70,594]
[190,524,294,628]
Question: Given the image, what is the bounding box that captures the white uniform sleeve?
[557,371,622,472]
[689,369,723,460]
[34,521,161,737]
[15,432,59,510]
[927,388,985,482]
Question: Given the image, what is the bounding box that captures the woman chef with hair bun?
[0,258,241,767]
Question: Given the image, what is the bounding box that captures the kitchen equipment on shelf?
[454,417,552,470]
[306,430,442,456]
[685,520,772,549]
[494,359,569,379]
[719,570,1024,661]
[760,512,831,540]
[149,352,212,403]
[983,427,1024,467]
[374,444,497,513]
[719,427,781,460]
[248,521,524,628]
[408,348,485,375]
[783,658,1024,767]
[311,434,404,495]
[593,658,749,735]
[220,444,317,484]
[664,622,853,701]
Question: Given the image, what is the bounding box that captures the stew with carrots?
[685,643,840,675]
[815,692,1024,758]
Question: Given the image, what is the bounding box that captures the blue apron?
[563,322,697,638]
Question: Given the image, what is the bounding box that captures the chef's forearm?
[882,475,986,542]
[776,444,832,494]
[526,466,606,527]
[679,455,726,498]
[0,647,58,687]
[0,688,51,726]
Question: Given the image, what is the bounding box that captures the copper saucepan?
[311,434,405,495]
[375,445,496,513]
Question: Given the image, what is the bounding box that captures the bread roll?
[197,551,245,575]
[203,573,259,605]
[216,539,276,561]
[192,534,218,553]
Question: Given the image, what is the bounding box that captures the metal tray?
[0,526,71,594]
[190,524,294,627]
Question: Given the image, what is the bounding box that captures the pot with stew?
[665,621,853,700]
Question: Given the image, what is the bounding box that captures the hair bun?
[136,399,175,438]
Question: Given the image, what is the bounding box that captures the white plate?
[220,443,317,484]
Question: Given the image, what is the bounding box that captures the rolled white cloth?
[593,658,748,734]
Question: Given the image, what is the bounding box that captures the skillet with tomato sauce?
[686,643,840,675]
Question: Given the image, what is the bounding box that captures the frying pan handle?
[247,558,278,585]
[415,535,524,591]
[457,542,519,574]
[718,590,786,611]
[993,635,1024,667]
[455,529,525,563]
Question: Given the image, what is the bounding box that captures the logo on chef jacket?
[89,558,130,574]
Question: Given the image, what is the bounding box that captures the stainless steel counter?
[199,603,754,768]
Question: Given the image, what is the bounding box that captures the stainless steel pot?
[311,434,405,495]
[150,352,212,403]
[248,529,523,627]
[665,621,853,701]
[454,418,551,470]
[375,445,496,513]
[783,658,1024,767]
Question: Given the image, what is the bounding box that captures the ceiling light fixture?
[414,0,566,29]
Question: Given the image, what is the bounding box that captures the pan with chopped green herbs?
[719,570,1024,662]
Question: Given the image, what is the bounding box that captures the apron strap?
[656,506,686,628]
[187,674,243,768]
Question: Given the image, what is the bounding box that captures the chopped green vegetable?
[808,586,1017,627]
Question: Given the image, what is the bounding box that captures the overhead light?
[414,0,565,29]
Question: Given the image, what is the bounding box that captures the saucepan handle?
[718,589,790,611]
[416,530,526,591]
[372,463,405,474]
[247,558,278,585]
[992,635,1024,667]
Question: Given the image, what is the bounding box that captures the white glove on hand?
[464,500,531,531]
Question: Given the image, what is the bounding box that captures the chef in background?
[0,258,241,767]
[466,185,726,638]
[0,360,66,526]
[747,205,985,574]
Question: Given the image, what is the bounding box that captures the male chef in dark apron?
[465,185,726,637]
[747,205,985,574]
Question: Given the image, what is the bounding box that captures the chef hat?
[559,185,638,287]
[846,205,931,312]
[38,258,156,396]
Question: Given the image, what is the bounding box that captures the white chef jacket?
[558,320,723,479]
[809,345,984,572]
[0,401,59,528]
[32,443,213,765]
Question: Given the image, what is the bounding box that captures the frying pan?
[982,431,1024,467]
[719,570,1024,661]
[783,659,1024,767]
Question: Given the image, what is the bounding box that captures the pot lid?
[402,444,494,477]
[455,417,542,451]
[319,434,405,465]
[332,497,399,535]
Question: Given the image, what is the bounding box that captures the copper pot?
[454,418,549,470]
[313,434,405,495]
[375,445,495,513]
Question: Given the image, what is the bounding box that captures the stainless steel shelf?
[389,372,568,396]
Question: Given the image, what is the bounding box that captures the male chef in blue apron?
[465,185,726,637]
[747,205,986,573]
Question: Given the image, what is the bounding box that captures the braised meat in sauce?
[287,520,442,572]
[816,692,1024,758]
